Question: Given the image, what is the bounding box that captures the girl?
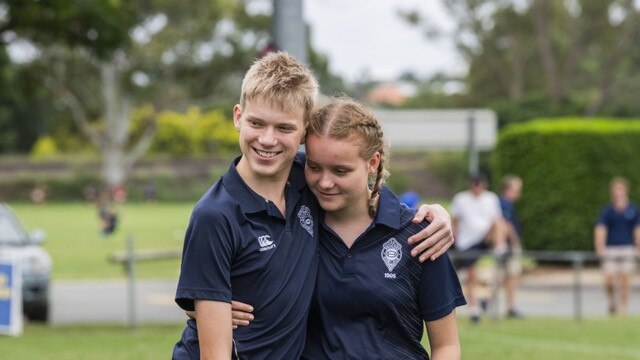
[300,98,465,360]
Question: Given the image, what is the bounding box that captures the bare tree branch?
[44,76,105,148]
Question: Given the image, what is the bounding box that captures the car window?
[0,213,26,246]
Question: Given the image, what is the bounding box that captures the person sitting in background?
[594,177,640,316]
[451,174,506,323]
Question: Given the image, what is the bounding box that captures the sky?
[304,0,466,82]
[6,0,466,83]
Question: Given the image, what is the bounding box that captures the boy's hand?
[408,204,454,262]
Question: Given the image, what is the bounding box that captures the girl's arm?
[425,310,461,360]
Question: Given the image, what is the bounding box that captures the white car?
[0,204,52,322]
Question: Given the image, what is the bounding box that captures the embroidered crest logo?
[297,205,314,236]
[381,238,402,275]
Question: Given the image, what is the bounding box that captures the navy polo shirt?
[302,187,466,360]
[174,154,320,359]
[596,203,640,247]
[500,196,521,235]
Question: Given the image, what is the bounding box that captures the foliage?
[1,0,139,58]
[404,0,640,121]
[127,105,237,156]
[492,118,640,250]
[30,136,59,158]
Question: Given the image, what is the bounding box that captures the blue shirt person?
[302,187,466,359]
[173,156,319,359]
[299,98,464,359]
[594,177,640,316]
[596,203,640,247]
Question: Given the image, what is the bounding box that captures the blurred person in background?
[499,175,525,318]
[594,177,640,316]
[451,174,506,323]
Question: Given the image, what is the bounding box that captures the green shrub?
[492,118,640,251]
[30,136,59,158]
[148,107,238,156]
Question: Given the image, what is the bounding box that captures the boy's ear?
[233,104,242,131]
[300,131,307,145]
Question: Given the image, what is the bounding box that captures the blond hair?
[240,52,318,124]
[501,175,522,192]
[610,177,629,191]
[308,97,390,217]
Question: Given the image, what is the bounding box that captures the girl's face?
[304,133,380,216]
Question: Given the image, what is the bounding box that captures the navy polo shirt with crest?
[174,154,319,360]
[302,187,466,360]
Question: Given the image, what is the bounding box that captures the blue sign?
[0,255,22,336]
[0,264,13,325]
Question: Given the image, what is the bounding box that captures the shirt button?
[346,253,352,259]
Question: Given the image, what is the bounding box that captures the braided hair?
[308,97,390,217]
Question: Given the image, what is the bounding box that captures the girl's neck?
[324,197,375,248]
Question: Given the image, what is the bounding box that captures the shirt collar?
[221,155,307,215]
[373,186,402,230]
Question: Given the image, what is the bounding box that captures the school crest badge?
[381,238,402,274]
[297,205,314,236]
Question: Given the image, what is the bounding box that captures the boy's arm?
[408,204,454,262]
[594,224,607,256]
[506,221,523,250]
[196,300,233,360]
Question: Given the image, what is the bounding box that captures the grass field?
[11,202,194,279]
[2,318,639,359]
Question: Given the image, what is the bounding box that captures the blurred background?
[0,0,639,359]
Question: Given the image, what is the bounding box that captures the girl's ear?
[369,151,381,174]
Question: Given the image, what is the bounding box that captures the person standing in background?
[594,177,640,316]
[499,175,524,318]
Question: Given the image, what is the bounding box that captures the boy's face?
[234,99,306,181]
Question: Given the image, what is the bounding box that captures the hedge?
[492,118,640,251]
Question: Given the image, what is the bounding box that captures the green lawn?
[455,317,640,359]
[11,202,194,279]
[2,318,639,359]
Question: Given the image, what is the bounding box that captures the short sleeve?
[175,206,236,311]
[633,205,640,227]
[450,194,462,217]
[419,253,467,322]
[490,193,503,219]
[595,206,609,226]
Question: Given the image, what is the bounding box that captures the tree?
[404,0,640,119]
[20,0,268,188]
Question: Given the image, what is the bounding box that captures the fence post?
[572,254,583,321]
[126,234,137,330]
